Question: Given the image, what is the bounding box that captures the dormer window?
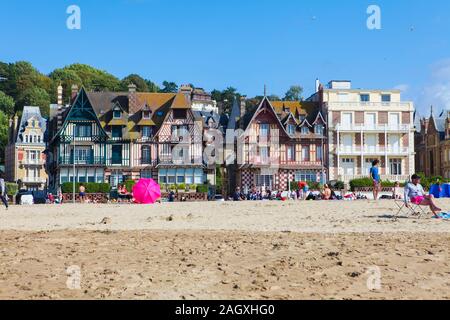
[113,110,122,119]
[301,126,310,135]
[315,125,324,135]
[142,111,151,119]
[142,126,152,138]
[287,124,296,135]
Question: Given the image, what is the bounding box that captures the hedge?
[124,179,136,192]
[6,182,18,196]
[196,184,209,193]
[349,178,405,191]
[61,182,110,194]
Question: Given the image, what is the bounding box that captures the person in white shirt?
[405,174,441,218]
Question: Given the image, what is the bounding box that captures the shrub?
[124,179,136,192]
[189,184,197,191]
[6,182,18,196]
[177,183,186,191]
[61,182,110,194]
[332,180,345,190]
[196,184,208,193]
[349,178,405,191]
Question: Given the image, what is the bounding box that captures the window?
[360,94,370,102]
[111,145,122,165]
[172,125,189,141]
[316,145,323,161]
[287,145,295,161]
[141,170,152,179]
[74,147,91,164]
[185,169,194,184]
[112,126,123,138]
[113,110,122,119]
[314,125,324,135]
[260,146,269,163]
[159,168,203,185]
[295,170,316,182]
[177,169,185,184]
[141,146,151,165]
[142,126,152,138]
[301,126,310,135]
[173,109,187,119]
[256,175,273,188]
[382,94,391,102]
[260,124,269,136]
[287,124,296,135]
[167,169,176,184]
[302,146,310,161]
[142,111,151,119]
[390,159,402,175]
[74,124,92,137]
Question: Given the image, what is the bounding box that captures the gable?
[244,97,289,137]
[59,88,108,137]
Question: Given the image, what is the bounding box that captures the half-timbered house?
[227,96,327,193]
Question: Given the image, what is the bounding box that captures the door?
[365,113,376,129]
[365,134,377,153]
[342,113,353,128]
[112,145,123,165]
[389,134,400,153]
[341,134,353,153]
[389,113,400,128]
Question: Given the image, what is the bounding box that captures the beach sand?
[0,200,449,300]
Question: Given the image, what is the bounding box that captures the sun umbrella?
[132,178,161,204]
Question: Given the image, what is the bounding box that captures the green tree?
[120,74,149,92]
[159,81,178,93]
[0,112,9,164]
[17,87,50,117]
[145,79,160,93]
[0,91,15,116]
[284,85,304,101]
[51,64,121,92]
[49,68,83,104]
[212,87,241,114]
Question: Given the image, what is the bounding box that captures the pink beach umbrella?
[132,179,161,204]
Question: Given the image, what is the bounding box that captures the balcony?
[59,156,106,166]
[20,159,45,166]
[158,155,203,166]
[327,101,413,110]
[335,123,411,132]
[337,146,410,156]
[338,174,410,183]
[22,177,46,184]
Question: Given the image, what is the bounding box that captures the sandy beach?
[1,200,449,300]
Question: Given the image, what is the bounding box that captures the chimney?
[315,78,320,93]
[71,84,79,102]
[128,83,138,113]
[179,85,193,104]
[13,115,19,143]
[57,83,63,106]
[240,96,246,129]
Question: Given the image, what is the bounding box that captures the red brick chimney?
[128,83,138,113]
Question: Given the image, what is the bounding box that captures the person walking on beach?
[370,160,381,201]
[0,176,9,210]
[79,184,86,203]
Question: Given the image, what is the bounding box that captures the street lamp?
[72,133,76,204]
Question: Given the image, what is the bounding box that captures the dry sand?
[0,200,449,300]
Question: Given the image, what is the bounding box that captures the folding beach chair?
[394,182,429,220]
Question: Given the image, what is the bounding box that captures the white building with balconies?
[308,80,415,183]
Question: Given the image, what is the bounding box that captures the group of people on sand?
[370,159,443,219]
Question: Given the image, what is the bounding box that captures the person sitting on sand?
[322,184,332,200]
[405,174,442,218]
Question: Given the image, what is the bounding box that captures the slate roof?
[16,106,47,144]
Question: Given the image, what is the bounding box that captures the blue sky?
[1,0,450,114]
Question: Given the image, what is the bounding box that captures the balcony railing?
[59,156,106,166]
[20,159,45,166]
[158,155,203,166]
[22,177,46,183]
[337,146,409,155]
[338,174,410,182]
[328,101,412,109]
[335,123,411,132]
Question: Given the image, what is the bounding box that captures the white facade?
[315,81,415,183]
